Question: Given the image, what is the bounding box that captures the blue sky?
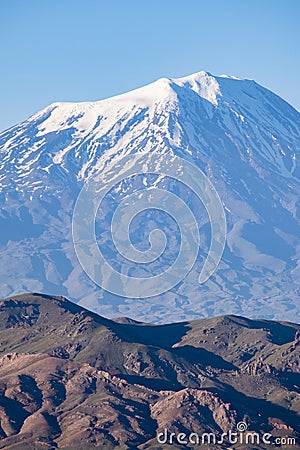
[0,0,299,131]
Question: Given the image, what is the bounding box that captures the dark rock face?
[0,293,299,449]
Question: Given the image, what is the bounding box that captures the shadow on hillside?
[110,321,191,349]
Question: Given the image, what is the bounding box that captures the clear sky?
[0,0,299,131]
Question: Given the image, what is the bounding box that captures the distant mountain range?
[0,293,299,449]
[0,71,299,323]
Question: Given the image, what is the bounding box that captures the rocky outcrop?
[0,294,299,449]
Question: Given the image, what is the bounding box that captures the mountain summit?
[0,71,299,323]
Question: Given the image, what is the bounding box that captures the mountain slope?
[0,71,299,322]
[0,293,299,449]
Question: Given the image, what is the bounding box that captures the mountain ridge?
[0,71,299,323]
[0,292,299,449]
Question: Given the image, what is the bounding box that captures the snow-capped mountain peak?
[173,71,222,105]
[0,71,299,323]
